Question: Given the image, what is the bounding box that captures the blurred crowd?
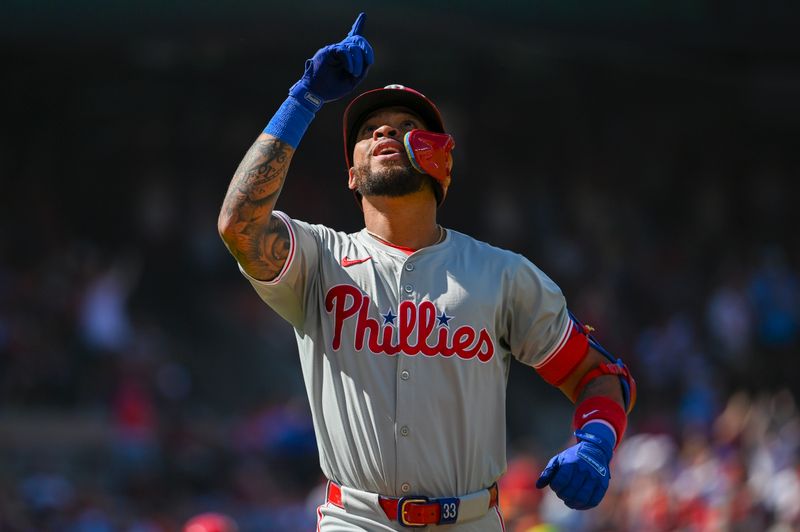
[501,389,800,532]
[2,8,800,531]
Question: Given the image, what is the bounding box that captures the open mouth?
[372,140,404,159]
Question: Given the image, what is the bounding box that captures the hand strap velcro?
[288,81,324,113]
[575,426,614,462]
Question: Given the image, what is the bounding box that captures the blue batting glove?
[288,12,374,112]
[535,423,615,510]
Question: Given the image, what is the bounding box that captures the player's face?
[348,108,431,198]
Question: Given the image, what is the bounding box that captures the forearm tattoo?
[577,375,624,404]
[219,136,295,280]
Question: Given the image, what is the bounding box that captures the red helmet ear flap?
[403,130,455,204]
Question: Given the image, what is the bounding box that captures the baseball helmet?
[343,84,452,205]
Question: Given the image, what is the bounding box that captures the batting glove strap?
[288,81,324,113]
[575,426,614,462]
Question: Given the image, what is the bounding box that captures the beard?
[352,162,429,198]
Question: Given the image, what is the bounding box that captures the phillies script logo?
[325,284,495,362]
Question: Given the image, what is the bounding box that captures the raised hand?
[289,12,375,110]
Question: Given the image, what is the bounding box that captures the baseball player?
[218,13,636,531]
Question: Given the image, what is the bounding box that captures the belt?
[326,480,499,528]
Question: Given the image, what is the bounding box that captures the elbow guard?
[569,311,637,414]
[535,311,636,414]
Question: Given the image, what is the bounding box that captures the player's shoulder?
[446,229,562,292]
[446,229,535,269]
[276,212,361,245]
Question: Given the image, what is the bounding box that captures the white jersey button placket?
[397,261,417,499]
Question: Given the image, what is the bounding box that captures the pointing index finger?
[347,12,366,37]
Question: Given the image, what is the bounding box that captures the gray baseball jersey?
[239,210,570,499]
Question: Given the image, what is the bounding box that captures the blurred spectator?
[79,257,139,355]
[749,248,799,350]
[706,271,753,374]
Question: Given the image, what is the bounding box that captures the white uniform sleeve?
[505,257,571,367]
[238,211,321,331]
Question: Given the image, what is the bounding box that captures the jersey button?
[400,426,409,436]
[401,483,411,493]
[404,284,413,294]
[400,370,410,380]
[404,263,415,272]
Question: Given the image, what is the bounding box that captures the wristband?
[263,96,316,149]
[573,396,627,449]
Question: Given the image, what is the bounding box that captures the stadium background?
[2,1,799,530]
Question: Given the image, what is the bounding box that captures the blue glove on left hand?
[289,12,374,112]
[535,423,614,510]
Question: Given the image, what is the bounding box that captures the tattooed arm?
[218,133,294,281]
[218,14,373,280]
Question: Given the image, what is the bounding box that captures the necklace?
[366,225,445,248]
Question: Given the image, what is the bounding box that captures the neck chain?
[366,225,445,248]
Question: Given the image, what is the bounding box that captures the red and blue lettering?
[324,284,495,362]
